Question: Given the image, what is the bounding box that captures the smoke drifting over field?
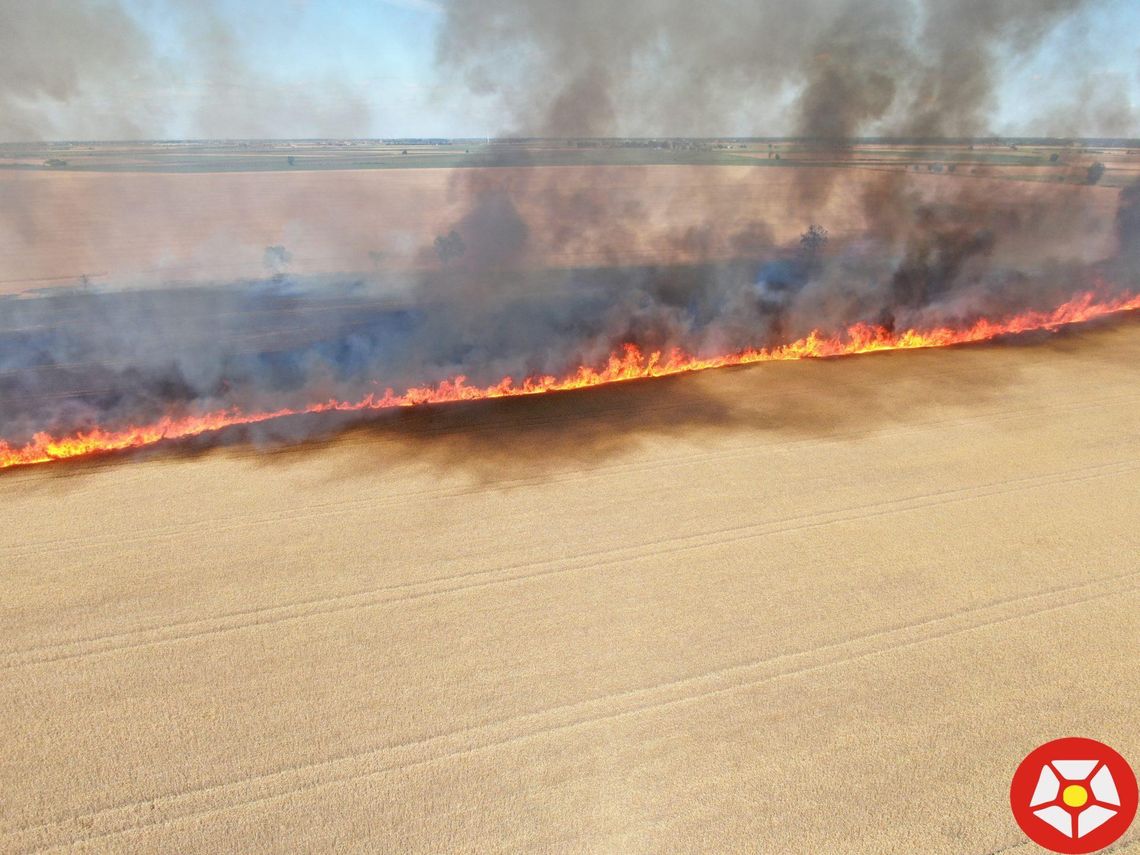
[0,0,369,141]
[2,0,1132,142]
[438,0,1102,140]
[1,0,1139,458]
[2,174,1138,450]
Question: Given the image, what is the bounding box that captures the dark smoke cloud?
[2,0,1139,462]
[3,172,1137,448]
[437,0,1101,139]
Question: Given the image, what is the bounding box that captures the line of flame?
[2,290,1137,471]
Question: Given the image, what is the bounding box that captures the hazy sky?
[1,0,1138,140]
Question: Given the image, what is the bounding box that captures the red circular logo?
[1010,737,1137,853]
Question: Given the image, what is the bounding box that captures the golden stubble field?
[1,315,1138,853]
[0,162,1122,293]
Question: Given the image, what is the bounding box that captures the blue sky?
[120,0,455,138]
[994,0,1140,136]
[24,0,1140,139]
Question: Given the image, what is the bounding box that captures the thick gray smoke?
[423,0,1137,384]
[3,174,1137,448]
[1,0,1138,455]
[437,0,1099,140]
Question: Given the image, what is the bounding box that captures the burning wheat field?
[3,1,1140,854]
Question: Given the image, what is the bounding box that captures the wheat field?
[2,315,1137,853]
[0,163,1120,293]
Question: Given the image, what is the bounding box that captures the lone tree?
[799,224,829,276]
[1087,161,1106,184]
[434,229,466,265]
[799,223,829,255]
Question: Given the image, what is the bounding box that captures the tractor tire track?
[3,455,1137,670]
[6,574,1135,853]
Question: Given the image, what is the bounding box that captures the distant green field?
[1,145,763,172]
[1,141,1132,184]
[847,148,1046,165]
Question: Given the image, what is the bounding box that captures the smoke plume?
[0,0,370,142]
[437,0,1099,140]
[1,0,1138,458]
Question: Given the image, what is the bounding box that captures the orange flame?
[2,290,1137,471]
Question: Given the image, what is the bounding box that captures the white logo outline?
[1028,759,1121,839]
